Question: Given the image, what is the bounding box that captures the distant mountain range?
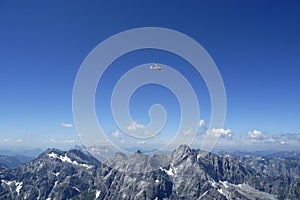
[0,145,299,199]
[229,150,300,160]
[0,154,36,168]
[0,148,43,158]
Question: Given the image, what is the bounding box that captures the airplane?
[149,64,164,71]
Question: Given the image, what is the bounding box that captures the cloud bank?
[207,128,233,138]
[61,123,73,128]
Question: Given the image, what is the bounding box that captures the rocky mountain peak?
[171,144,192,161]
[42,148,64,156]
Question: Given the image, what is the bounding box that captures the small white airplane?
[149,64,164,71]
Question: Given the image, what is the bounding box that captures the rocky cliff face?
[0,145,299,199]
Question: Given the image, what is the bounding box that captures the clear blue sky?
[0,1,299,149]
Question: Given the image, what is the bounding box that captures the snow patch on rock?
[95,190,101,198]
[47,152,93,169]
[1,180,23,195]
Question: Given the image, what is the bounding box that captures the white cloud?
[143,130,157,138]
[1,138,24,144]
[245,131,298,145]
[280,140,289,145]
[127,121,145,132]
[182,128,194,136]
[247,130,266,140]
[111,130,120,138]
[63,140,76,144]
[49,139,56,143]
[61,123,73,128]
[199,119,207,128]
[120,139,126,144]
[207,128,232,138]
[137,140,145,144]
[273,133,300,141]
[48,138,76,144]
[126,121,156,138]
[198,119,208,135]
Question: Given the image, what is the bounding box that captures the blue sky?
[0,1,299,150]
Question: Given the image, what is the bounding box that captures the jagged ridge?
[0,145,299,199]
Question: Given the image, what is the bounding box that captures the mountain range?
[0,145,299,199]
